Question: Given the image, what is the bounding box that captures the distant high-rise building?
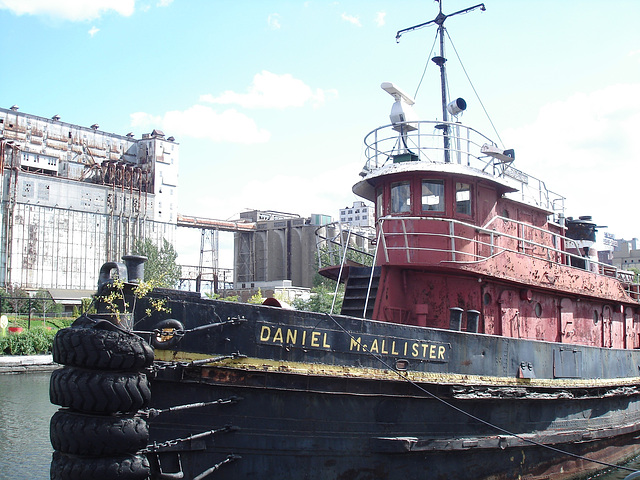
[339,201,374,228]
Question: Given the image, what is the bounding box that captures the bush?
[0,327,56,355]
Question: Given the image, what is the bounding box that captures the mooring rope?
[324,313,639,474]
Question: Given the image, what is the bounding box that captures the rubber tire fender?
[50,451,150,480]
[50,366,151,414]
[53,326,154,371]
[151,318,184,350]
[50,409,149,456]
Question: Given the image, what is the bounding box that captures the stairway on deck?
[340,266,380,319]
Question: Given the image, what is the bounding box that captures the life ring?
[151,319,184,350]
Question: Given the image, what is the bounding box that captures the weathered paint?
[366,167,640,349]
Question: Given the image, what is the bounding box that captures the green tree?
[206,292,239,302]
[1,285,28,314]
[292,283,344,314]
[247,288,263,304]
[73,297,97,317]
[31,289,63,316]
[0,288,10,314]
[133,238,181,288]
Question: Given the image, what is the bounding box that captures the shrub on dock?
[0,326,56,355]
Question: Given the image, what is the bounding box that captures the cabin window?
[456,182,472,215]
[421,180,445,212]
[376,188,383,218]
[483,293,492,305]
[391,181,411,214]
[534,302,542,318]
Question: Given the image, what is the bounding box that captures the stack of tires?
[49,315,154,480]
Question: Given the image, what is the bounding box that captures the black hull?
[147,374,640,480]
[128,293,640,479]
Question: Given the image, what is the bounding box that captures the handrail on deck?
[315,222,376,270]
[362,121,565,219]
[377,215,640,300]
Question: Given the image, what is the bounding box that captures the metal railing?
[377,215,640,300]
[315,222,376,270]
[361,121,565,220]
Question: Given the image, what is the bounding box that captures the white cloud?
[375,11,386,27]
[185,160,362,223]
[503,83,640,238]
[88,26,99,37]
[0,0,135,21]
[157,0,173,6]
[341,12,361,27]
[130,71,336,145]
[199,71,336,109]
[267,13,281,30]
[130,105,271,144]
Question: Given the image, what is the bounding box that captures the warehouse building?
[0,106,178,297]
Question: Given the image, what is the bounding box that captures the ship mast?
[396,1,485,163]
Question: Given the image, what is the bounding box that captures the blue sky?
[2,1,640,267]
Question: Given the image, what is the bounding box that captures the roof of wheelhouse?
[352,158,518,203]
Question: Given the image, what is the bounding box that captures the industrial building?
[0,106,178,299]
[1,106,377,307]
[234,210,331,290]
[612,238,640,271]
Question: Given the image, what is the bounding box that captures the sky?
[1,0,640,268]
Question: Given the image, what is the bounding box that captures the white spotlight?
[447,98,467,116]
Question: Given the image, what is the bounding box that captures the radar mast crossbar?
[396,1,486,163]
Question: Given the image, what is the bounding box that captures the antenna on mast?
[396,1,485,163]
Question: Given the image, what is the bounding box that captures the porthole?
[534,302,542,318]
[483,293,492,305]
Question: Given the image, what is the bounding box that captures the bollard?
[97,261,128,291]
[122,255,148,284]
[467,310,480,333]
[449,307,464,331]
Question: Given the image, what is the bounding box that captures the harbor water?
[0,369,639,480]
[0,371,56,480]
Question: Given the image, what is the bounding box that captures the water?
[0,369,639,480]
[0,371,56,480]
[590,457,640,480]
[590,458,640,480]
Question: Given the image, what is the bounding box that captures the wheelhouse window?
[456,182,472,215]
[391,181,411,214]
[421,179,445,212]
[376,188,383,218]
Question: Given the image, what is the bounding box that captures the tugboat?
[50,2,640,479]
